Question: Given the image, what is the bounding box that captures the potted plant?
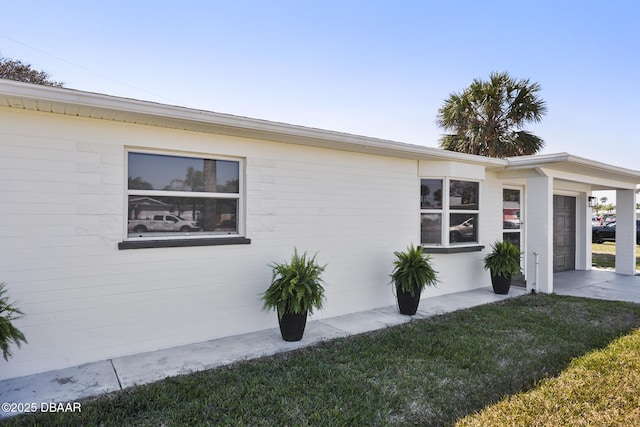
[390,244,438,315]
[262,248,326,341]
[0,282,27,361]
[483,240,522,294]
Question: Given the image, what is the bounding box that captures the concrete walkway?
[1,269,639,417]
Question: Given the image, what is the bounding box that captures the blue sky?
[2,1,639,177]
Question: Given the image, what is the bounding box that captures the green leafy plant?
[484,240,522,278]
[390,244,438,296]
[262,249,326,320]
[0,282,27,361]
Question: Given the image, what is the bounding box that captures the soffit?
[495,153,640,189]
[0,80,505,167]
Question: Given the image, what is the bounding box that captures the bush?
[390,244,438,296]
[262,249,326,319]
[0,282,27,360]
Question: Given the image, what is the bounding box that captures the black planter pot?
[277,309,308,341]
[491,274,511,294]
[396,283,422,315]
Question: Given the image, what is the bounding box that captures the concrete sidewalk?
[2,269,639,418]
[0,286,526,416]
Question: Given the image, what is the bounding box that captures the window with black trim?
[421,178,479,245]
[126,151,242,240]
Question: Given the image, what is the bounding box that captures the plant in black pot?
[483,240,522,294]
[262,248,326,341]
[390,244,438,315]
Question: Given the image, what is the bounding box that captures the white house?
[1,79,639,381]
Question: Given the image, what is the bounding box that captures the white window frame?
[420,177,480,247]
[503,185,525,274]
[124,149,245,242]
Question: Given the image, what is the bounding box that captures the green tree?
[437,71,547,158]
[128,176,153,190]
[0,55,63,87]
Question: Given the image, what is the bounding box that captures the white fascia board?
[0,80,506,166]
[506,152,640,184]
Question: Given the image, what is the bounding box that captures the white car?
[128,215,201,234]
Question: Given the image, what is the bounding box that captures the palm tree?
[437,71,547,158]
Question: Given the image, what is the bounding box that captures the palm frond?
[436,71,547,158]
[0,282,27,361]
[390,244,438,296]
[262,249,326,319]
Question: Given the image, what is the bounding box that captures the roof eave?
[0,80,505,165]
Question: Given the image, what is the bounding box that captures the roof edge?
[507,152,640,179]
[0,80,505,166]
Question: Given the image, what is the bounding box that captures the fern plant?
[0,282,27,361]
[483,240,522,278]
[390,244,438,296]
[262,249,326,320]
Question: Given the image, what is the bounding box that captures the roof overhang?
[2,80,639,189]
[0,80,504,167]
[494,153,640,190]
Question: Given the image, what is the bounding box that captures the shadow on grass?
[593,253,616,269]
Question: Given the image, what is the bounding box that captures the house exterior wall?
[0,107,505,380]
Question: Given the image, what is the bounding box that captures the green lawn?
[3,294,640,426]
[457,328,640,426]
[592,242,640,270]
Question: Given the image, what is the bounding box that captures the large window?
[421,179,479,246]
[126,151,242,239]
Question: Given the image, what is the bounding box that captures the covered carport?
[494,153,640,293]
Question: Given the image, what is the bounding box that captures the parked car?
[592,220,640,245]
[128,215,201,234]
[449,217,476,242]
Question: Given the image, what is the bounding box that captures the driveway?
[553,269,640,303]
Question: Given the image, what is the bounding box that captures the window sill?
[118,237,251,250]
[421,245,484,254]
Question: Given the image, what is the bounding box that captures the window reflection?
[421,179,479,246]
[128,153,239,193]
[450,180,478,210]
[127,196,237,236]
[503,232,520,248]
[421,213,442,244]
[503,189,521,229]
[421,179,443,209]
[449,214,478,243]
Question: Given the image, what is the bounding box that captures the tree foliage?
[437,71,547,158]
[0,55,63,87]
[0,282,27,361]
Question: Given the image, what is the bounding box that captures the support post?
[615,189,637,275]
[526,176,554,293]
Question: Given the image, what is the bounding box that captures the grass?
[592,242,640,270]
[456,328,640,426]
[3,294,640,426]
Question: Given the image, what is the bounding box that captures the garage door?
[553,195,576,272]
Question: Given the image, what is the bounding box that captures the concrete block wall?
[0,108,433,379]
[0,106,510,380]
